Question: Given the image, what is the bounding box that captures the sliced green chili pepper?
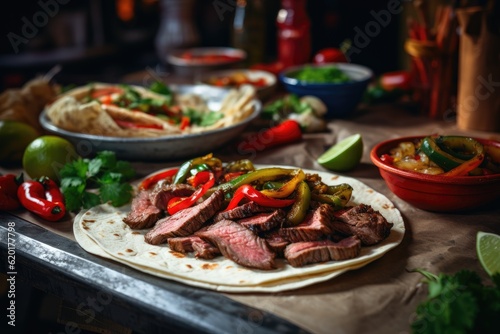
[435,136,484,161]
[261,169,305,199]
[206,167,296,196]
[420,136,483,172]
[173,154,222,184]
[311,183,353,210]
[224,159,255,173]
[286,181,311,226]
[262,181,284,190]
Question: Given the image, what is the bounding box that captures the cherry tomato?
[313,48,347,64]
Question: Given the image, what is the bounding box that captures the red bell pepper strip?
[224,184,295,212]
[179,116,190,130]
[17,180,66,221]
[167,171,215,215]
[139,168,179,190]
[0,173,23,210]
[442,154,485,177]
[238,120,302,152]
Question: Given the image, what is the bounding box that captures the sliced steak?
[237,209,285,233]
[192,239,221,260]
[213,201,274,222]
[167,236,198,253]
[279,204,334,242]
[331,204,393,245]
[149,183,195,210]
[196,219,276,270]
[263,232,290,257]
[284,236,361,267]
[144,190,225,245]
[123,189,163,229]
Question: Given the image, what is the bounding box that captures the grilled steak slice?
[330,204,393,245]
[144,190,225,245]
[168,236,198,253]
[284,236,361,267]
[196,219,276,270]
[149,183,195,210]
[237,209,285,233]
[279,204,334,242]
[192,239,221,259]
[168,235,220,259]
[213,201,274,222]
[123,189,163,229]
[263,232,290,257]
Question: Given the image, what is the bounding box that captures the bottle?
[276,0,311,68]
[232,0,266,66]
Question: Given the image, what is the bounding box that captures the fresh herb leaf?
[60,151,135,211]
[411,268,500,334]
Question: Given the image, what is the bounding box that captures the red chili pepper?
[167,171,215,215]
[17,179,66,221]
[380,71,412,92]
[224,184,295,212]
[238,120,302,152]
[114,119,164,130]
[0,174,23,210]
[139,168,179,190]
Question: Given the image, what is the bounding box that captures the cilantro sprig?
[59,151,136,211]
[411,268,500,334]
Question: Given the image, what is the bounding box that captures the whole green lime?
[0,120,40,165]
[22,135,79,182]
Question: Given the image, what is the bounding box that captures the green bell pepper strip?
[286,181,311,226]
[224,159,255,173]
[435,136,484,161]
[205,167,296,196]
[420,136,484,172]
[173,155,222,184]
[224,184,295,211]
[311,183,353,210]
[260,169,305,199]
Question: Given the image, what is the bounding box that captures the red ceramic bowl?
[370,136,500,212]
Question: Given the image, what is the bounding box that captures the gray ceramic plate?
[39,85,261,162]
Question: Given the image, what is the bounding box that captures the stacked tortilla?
[74,168,405,292]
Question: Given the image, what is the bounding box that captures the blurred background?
[0,0,406,90]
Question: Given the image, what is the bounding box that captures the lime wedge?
[477,231,500,277]
[317,133,363,172]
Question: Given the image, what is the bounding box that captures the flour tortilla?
[46,83,257,138]
[74,167,405,292]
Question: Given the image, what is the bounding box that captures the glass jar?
[232,0,266,66]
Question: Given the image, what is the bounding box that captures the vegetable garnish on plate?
[72,153,405,292]
[45,81,257,138]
